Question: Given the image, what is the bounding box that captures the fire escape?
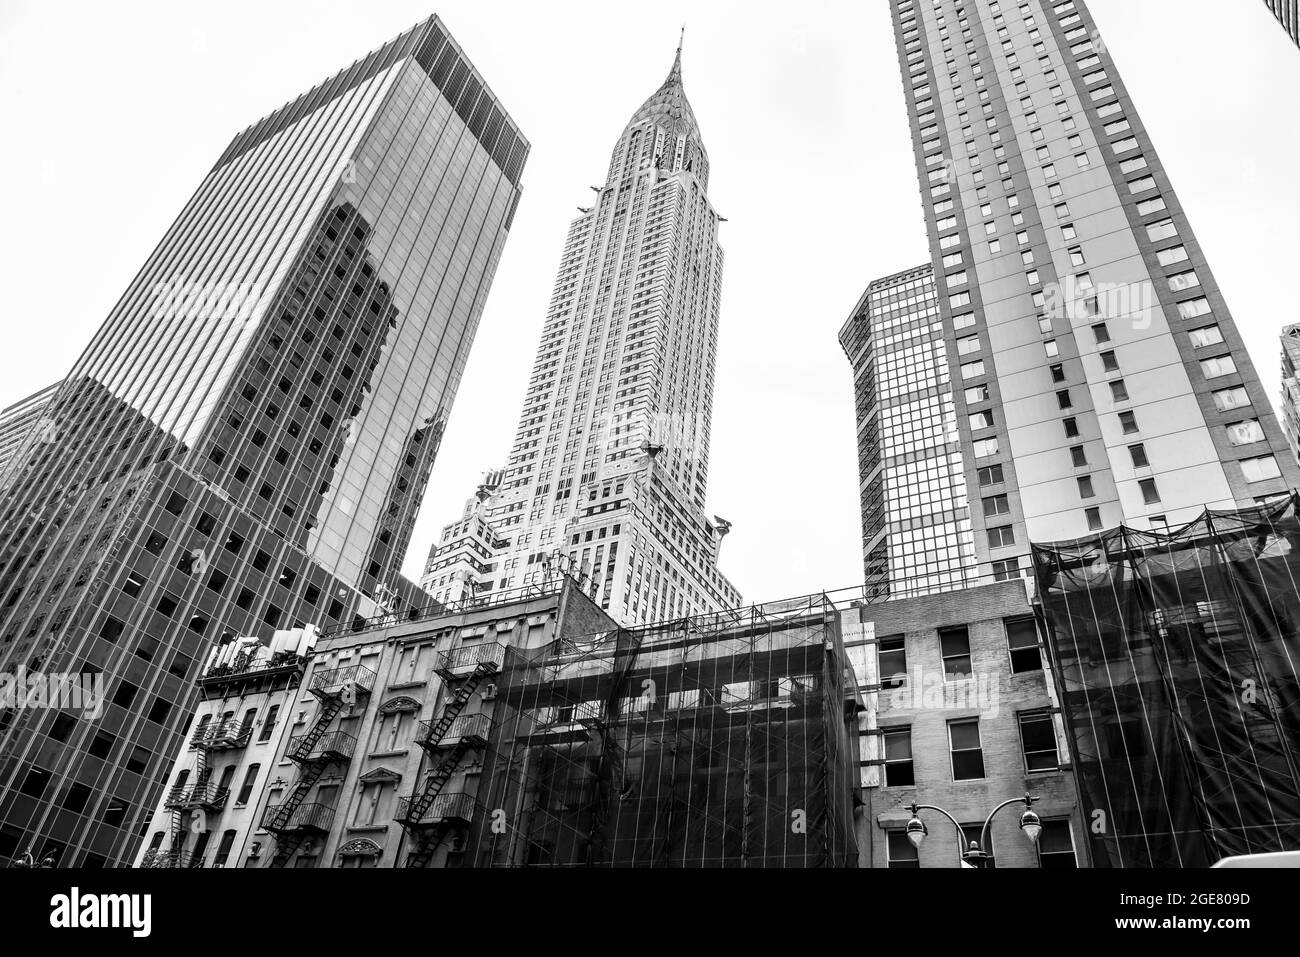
[396,643,503,867]
[145,715,247,867]
[261,663,374,867]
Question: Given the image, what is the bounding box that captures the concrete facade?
[844,580,1084,867]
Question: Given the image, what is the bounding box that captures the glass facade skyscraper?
[429,43,740,625]
[876,0,1298,585]
[0,15,527,866]
[839,266,978,598]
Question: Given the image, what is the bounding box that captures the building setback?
[0,382,61,485]
[0,15,527,867]
[844,579,1083,867]
[887,0,1298,587]
[432,40,741,625]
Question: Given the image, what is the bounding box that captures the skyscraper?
[882,0,1297,583]
[437,40,740,624]
[1264,0,1300,48]
[839,266,980,597]
[0,15,527,867]
[0,383,60,485]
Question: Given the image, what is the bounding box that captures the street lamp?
[904,793,1040,868]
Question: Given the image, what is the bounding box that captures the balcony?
[417,712,492,751]
[261,801,336,834]
[189,718,253,751]
[163,781,230,812]
[287,730,356,765]
[309,663,376,700]
[434,643,505,681]
[395,791,476,828]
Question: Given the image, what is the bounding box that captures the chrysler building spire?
[422,40,739,624]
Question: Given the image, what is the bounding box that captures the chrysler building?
[424,41,741,623]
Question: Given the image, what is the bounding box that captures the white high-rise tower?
[433,40,740,623]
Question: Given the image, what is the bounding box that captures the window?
[1100,350,1119,372]
[878,635,907,688]
[883,727,914,787]
[948,718,985,781]
[1156,245,1188,267]
[1037,821,1078,868]
[965,383,990,403]
[1019,712,1059,771]
[1006,618,1041,673]
[1139,478,1161,504]
[992,558,1020,581]
[1199,355,1236,379]
[1119,410,1138,434]
[1240,455,1282,483]
[258,705,280,743]
[940,626,972,680]
[1092,322,1110,343]
[1070,445,1087,467]
[987,525,1015,549]
[236,764,261,805]
[1146,219,1178,242]
[1109,379,1129,402]
[1212,387,1250,411]
[973,437,999,458]
[213,830,238,868]
[887,831,920,869]
[1086,506,1103,530]
[1178,297,1212,319]
[1128,443,1149,468]
[978,463,1004,487]
[1063,417,1080,438]
[983,494,1010,517]
[1077,475,1095,498]
[1225,420,1264,446]
[1167,270,1200,292]
[961,360,985,379]
[1187,325,1223,348]
[970,410,995,430]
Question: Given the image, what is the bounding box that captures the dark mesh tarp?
[1033,494,1300,867]
[466,595,859,867]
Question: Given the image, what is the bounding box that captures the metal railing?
[395,791,476,827]
[163,782,230,811]
[417,712,491,748]
[262,801,336,833]
[201,651,307,685]
[433,643,506,681]
[287,730,356,763]
[138,849,198,869]
[189,717,253,751]
[309,663,376,699]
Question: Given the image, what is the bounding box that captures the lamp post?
[904,793,1041,868]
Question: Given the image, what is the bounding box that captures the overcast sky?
[0,0,1296,604]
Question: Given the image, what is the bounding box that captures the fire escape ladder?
[402,738,474,868]
[265,692,347,866]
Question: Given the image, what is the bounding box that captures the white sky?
[0,0,1296,605]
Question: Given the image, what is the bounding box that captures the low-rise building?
[845,580,1085,868]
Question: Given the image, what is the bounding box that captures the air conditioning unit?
[482,682,498,701]
[449,833,468,854]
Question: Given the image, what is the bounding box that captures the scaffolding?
[1033,493,1300,867]
[466,593,860,867]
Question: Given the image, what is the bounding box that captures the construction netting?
[466,594,860,867]
[1032,494,1300,867]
